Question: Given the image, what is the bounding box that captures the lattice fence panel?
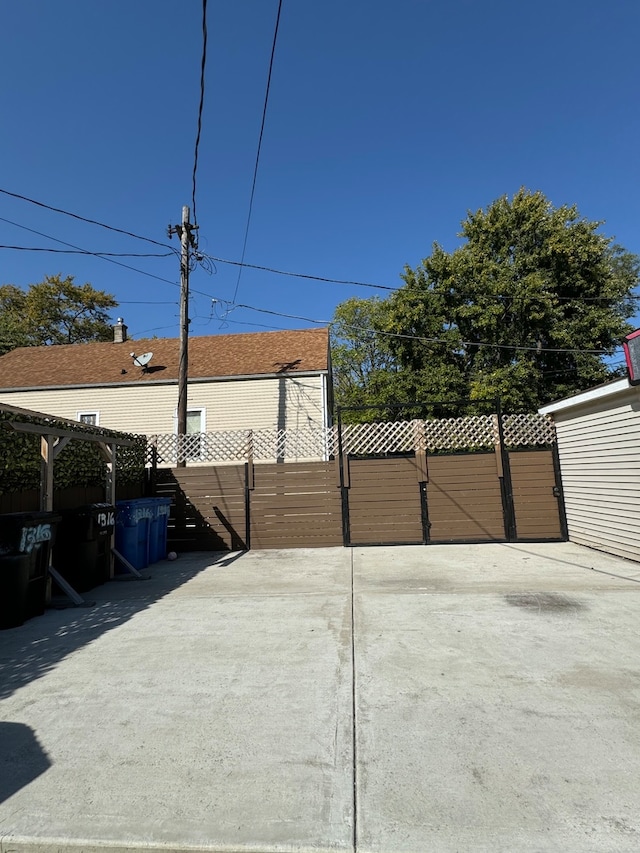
[423,415,496,451]
[340,421,418,455]
[151,430,251,465]
[251,428,334,461]
[148,413,555,465]
[502,413,556,447]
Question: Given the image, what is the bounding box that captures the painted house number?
[19,524,52,554]
[97,511,115,528]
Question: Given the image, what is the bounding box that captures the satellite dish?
[131,351,153,369]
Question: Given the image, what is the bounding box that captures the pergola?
[0,402,144,603]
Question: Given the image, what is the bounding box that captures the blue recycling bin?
[148,498,172,564]
[115,499,155,570]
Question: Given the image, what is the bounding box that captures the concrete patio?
[1,542,640,852]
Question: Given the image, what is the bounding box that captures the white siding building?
[539,378,640,563]
[0,326,332,446]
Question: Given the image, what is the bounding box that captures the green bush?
[0,411,147,494]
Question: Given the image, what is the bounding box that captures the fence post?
[336,408,351,546]
[147,436,158,496]
[494,405,516,540]
[246,430,254,490]
[245,430,254,549]
[413,420,428,483]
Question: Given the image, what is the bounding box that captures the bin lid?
[0,511,61,555]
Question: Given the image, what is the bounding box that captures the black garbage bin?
[53,504,116,593]
[0,511,60,629]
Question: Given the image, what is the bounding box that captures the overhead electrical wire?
[0,244,174,258]
[191,0,208,229]
[231,0,284,303]
[0,187,174,250]
[203,316,636,361]
[207,253,395,291]
[0,216,179,288]
[3,230,637,308]
[2,187,637,306]
[205,252,640,303]
[184,288,621,355]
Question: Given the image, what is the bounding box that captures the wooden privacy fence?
[153,417,567,550]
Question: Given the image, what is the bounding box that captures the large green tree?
[384,189,639,411]
[0,275,117,354]
[330,297,402,417]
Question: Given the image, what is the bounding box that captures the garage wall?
[546,382,640,563]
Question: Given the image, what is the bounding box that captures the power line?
[231,0,284,303]
[0,244,174,258]
[2,184,637,306]
[208,254,396,290]
[208,252,640,303]
[128,323,180,338]
[191,0,208,229]
[5,231,638,307]
[0,216,179,288]
[186,290,620,355]
[0,187,173,249]
[213,317,287,332]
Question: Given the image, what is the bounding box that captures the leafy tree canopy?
[332,190,639,415]
[330,297,402,419]
[0,274,117,354]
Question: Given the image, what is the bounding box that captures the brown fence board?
[250,461,342,549]
[251,494,341,510]
[346,455,424,545]
[348,484,420,495]
[156,465,247,551]
[151,442,564,553]
[426,452,505,542]
[508,449,563,540]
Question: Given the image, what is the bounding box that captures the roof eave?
[0,368,329,394]
[538,378,637,415]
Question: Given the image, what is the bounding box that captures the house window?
[186,409,204,434]
[175,408,206,460]
[77,412,99,426]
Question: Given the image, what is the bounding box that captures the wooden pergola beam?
[3,420,137,446]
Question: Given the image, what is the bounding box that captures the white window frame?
[173,407,206,462]
[77,411,100,426]
[173,407,206,434]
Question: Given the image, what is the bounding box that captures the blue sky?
[1,0,638,360]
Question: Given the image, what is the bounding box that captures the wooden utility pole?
[169,205,196,468]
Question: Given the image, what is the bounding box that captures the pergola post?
[99,442,117,578]
[40,435,55,512]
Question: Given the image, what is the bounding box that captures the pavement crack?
[350,545,358,852]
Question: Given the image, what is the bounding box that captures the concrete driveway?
[1,542,640,852]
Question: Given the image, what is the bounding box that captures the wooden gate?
[508,448,565,540]
[249,461,343,550]
[343,455,426,546]
[340,448,565,546]
[426,451,507,543]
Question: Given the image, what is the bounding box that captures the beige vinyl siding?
[553,388,640,563]
[0,374,326,436]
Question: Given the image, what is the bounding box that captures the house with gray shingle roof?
[0,322,332,440]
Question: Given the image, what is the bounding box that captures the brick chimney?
[113,318,128,343]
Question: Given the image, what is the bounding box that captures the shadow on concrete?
[0,552,239,701]
[0,722,51,803]
[502,543,640,585]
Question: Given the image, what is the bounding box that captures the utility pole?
[168,205,197,468]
